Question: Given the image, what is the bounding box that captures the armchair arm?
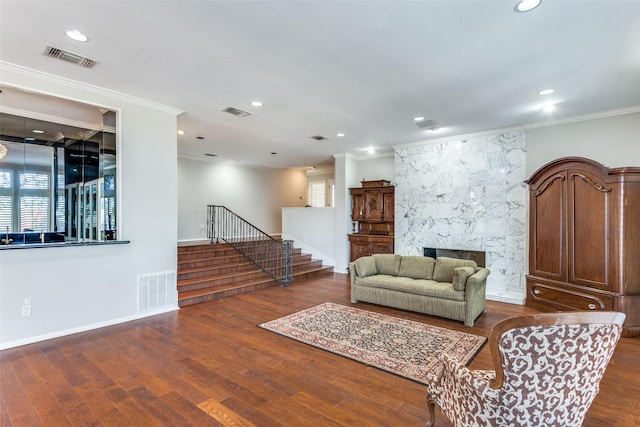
[427,353,498,427]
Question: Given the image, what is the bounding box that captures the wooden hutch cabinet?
[525,157,640,337]
[348,180,395,261]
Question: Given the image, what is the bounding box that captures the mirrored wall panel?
[0,86,117,245]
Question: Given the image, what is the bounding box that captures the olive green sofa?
[348,254,490,327]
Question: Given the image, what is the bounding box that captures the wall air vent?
[43,45,97,68]
[415,119,439,130]
[310,135,329,141]
[222,107,251,117]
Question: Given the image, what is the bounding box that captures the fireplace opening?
[423,247,486,267]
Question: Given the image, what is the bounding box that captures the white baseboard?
[0,306,179,350]
[487,293,525,305]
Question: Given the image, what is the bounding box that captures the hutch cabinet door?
[350,189,365,221]
[364,190,383,222]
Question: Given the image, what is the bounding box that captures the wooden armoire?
[348,180,394,262]
[525,157,640,337]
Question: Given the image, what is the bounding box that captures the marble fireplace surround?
[394,130,527,304]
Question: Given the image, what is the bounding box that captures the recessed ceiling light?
[367,147,376,154]
[514,0,541,12]
[337,133,345,137]
[414,116,425,122]
[32,129,44,134]
[177,129,185,135]
[65,30,88,42]
[542,103,555,112]
[251,101,263,107]
[539,88,554,95]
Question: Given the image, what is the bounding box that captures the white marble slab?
[395,131,527,300]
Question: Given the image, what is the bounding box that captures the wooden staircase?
[177,241,334,307]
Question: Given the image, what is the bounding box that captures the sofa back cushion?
[354,256,377,277]
[433,257,478,283]
[373,254,402,276]
[398,256,436,280]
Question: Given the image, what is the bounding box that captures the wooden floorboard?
[1,272,639,426]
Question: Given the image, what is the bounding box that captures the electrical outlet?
[21,305,31,316]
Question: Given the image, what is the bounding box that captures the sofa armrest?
[463,267,490,326]
[348,262,358,303]
[467,267,490,287]
[348,262,358,285]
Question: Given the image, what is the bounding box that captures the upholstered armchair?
[426,311,626,427]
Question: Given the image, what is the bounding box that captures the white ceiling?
[1,1,639,170]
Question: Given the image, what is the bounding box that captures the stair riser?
[178,255,250,269]
[178,271,271,292]
[178,264,258,281]
[178,280,278,307]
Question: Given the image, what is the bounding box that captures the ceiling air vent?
[310,135,329,141]
[222,107,251,117]
[43,45,97,68]
[415,119,439,130]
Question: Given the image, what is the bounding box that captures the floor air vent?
[137,271,177,313]
[43,45,97,68]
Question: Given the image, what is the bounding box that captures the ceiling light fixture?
[542,103,556,112]
[0,143,7,160]
[177,129,185,135]
[539,88,554,95]
[32,129,44,134]
[337,133,345,137]
[414,116,425,122]
[65,30,88,42]
[367,147,376,154]
[251,101,263,107]
[514,0,541,12]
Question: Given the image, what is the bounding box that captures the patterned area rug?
[259,302,487,384]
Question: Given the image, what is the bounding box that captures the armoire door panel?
[531,174,565,279]
[569,171,610,289]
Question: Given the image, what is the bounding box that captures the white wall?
[177,157,307,241]
[526,111,640,175]
[355,154,395,184]
[282,207,335,266]
[0,64,180,348]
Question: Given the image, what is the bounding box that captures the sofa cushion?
[355,275,465,301]
[398,256,436,280]
[452,266,476,291]
[373,254,402,276]
[354,256,377,277]
[433,257,478,283]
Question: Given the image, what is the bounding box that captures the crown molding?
[522,105,640,130]
[0,61,183,116]
[393,126,524,150]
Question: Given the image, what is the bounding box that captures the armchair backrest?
[488,311,625,426]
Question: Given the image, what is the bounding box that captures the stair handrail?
[207,205,293,287]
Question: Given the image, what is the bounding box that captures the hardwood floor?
[2,273,639,426]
